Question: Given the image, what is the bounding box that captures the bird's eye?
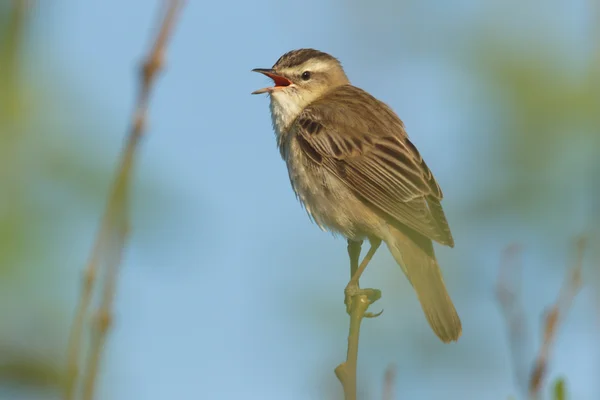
[301,71,311,80]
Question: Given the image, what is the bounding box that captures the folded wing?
[292,85,454,247]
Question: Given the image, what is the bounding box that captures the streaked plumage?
[287,85,454,246]
[253,49,461,342]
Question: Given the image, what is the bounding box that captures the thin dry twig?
[496,244,531,395]
[382,364,397,400]
[528,237,586,398]
[63,2,184,399]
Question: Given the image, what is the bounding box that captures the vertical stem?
[335,295,370,400]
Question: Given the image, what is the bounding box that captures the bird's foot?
[344,282,383,318]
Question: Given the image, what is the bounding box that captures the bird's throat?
[269,91,305,136]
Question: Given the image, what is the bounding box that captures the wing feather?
[291,85,454,246]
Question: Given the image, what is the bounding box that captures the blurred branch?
[498,239,586,399]
[529,238,586,398]
[0,0,30,120]
[0,0,27,75]
[496,244,531,395]
[382,364,396,400]
[63,1,185,400]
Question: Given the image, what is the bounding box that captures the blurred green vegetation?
[0,3,173,395]
[1,3,61,390]
[553,377,567,400]
[468,36,600,224]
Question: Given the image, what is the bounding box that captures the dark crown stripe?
[273,48,338,69]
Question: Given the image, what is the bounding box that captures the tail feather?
[386,226,462,343]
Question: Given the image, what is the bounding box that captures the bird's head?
[252,49,349,111]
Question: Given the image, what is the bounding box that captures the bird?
[251,49,461,343]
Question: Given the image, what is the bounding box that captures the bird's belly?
[285,145,381,240]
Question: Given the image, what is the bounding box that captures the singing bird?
[252,49,461,342]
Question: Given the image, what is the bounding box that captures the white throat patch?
[269,89,305,136]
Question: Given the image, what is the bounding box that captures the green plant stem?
[335,294,370,400]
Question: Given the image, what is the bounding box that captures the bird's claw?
[344,284,382,317]
[364,308,384,318]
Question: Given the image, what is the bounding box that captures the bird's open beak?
[251,68,293,95]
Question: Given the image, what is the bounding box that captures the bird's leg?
[344,238,383,318]
[347,239,363,279]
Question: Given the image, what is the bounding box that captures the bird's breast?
[281,135,380,240]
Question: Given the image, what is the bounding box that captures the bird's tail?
[385,225,462,342]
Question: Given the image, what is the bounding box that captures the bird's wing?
[291,85,454,246]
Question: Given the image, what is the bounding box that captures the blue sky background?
[1,0,599,399]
